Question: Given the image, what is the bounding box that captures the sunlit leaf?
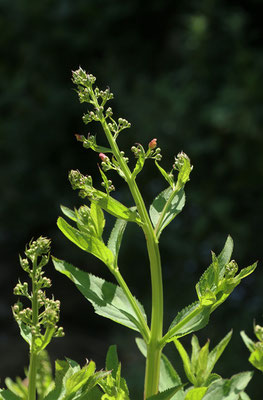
[166,302,211,341]
[150,187,185,238]
[202,372,253,400]
[53,258,147,334]
[147,386,183,400]
[107,219,127,267]
[57,217,114,267]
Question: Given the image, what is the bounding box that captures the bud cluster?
[225,260,239,279]
[72,67,96,87]
[173,151,191,171]
[72,68,131,147]
[13,237,64,353]
[76,205,105,238]
[69,169,93,192]
[72,68,114,122]
[131,139,162,162]
[82,110,100,124]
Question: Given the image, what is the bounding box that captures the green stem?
[28,258,38,400]
[28,352,37,400]
[95,103,164,398]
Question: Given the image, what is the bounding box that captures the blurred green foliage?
[1,0,262,398]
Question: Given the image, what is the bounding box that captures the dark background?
[1,0,263,398]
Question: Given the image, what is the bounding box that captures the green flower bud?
[225,260,238,278]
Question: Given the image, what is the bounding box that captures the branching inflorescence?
[51,68,257,399]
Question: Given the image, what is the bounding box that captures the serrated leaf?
[150,187,185,238]
[166,302,210,341]
[148,385,183,400]
[57,217,114,267]
[202,372,253,400]
[53,258,147,334]
[159,354,183,398]
[107,219,127,267]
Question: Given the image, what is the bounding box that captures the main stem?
[98,112,164,398]
[28,258,38,400]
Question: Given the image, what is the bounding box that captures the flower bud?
[99,153,108,162]
[75,134,84,142]
[148,138,157,150]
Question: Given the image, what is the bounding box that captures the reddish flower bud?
[99,153,107,161]
[75,134,84,142]
[149,138,157,150]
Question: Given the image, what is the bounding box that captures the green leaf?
[57,217,114,267]
[196,236,234,301]
[159,354,184,400]
[135,337,147,356]
[175,153,192,187]
[60,205,77,221]
[90,202,105,237]
[132,145,146,178]
[92,191,141,224]
[107,219,127,267]
[195,340,210,385]
[191,335,200,373]
[106,345,119,379]
[205,331,232,382]
[240,331,255,353]
[0,390,21,400]
[174,338,196,385]
[17,320,32,347]
[4,378,27,400]
[65,361,96,396]
[166,302,211,341]
[238,392,251,400]
[155,162,174,187]
[235,262,257,281]
[217,236,234,275]
[53,258,147,334]
[150,187,185,238]
[184,387,207,400]
[248,347,263,372]
[147,386,183,400]
[202,372,253,400]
